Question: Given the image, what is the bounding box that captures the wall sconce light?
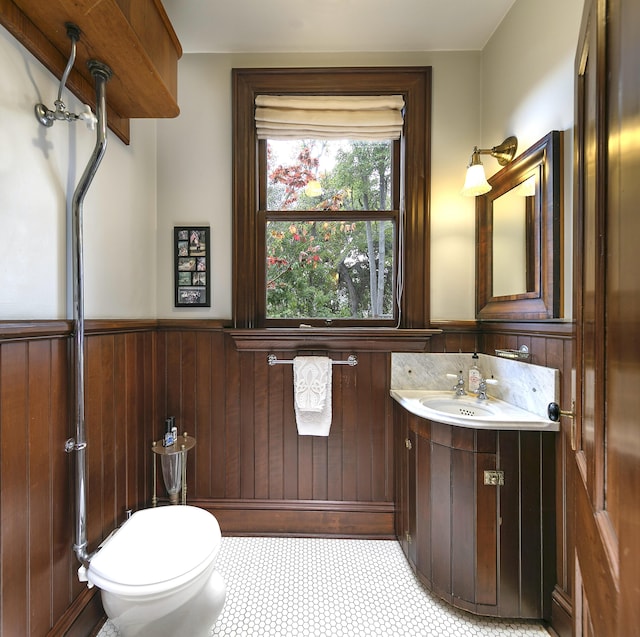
[461,136,518,197]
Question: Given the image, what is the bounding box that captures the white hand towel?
[293,356,332,436]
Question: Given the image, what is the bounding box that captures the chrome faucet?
[452,371,466,396]
[476,377,498,400]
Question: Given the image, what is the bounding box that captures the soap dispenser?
[163,417,176,447]
[468,353,482,394]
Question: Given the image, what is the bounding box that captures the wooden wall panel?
[477,321,574,632]
[280,354,298,501]
[50,337,74,628]
[1,341,31,636]
[428,323,478,354]
[239,351,257,500]
[0,319,573,634]
[0,322,154,636]
[253,351,270,501]
[223,336,241,500]
[194,331,213,497]
[155,328,405,536]
[28,340,54,635]
[266,355,285,500]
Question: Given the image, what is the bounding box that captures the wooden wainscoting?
[478,320,575,637]
[431,319,574,635]
[0,318,574,636]
[0,321,155,637]
[154,325,436,537]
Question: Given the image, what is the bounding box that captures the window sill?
[227,327,441,352]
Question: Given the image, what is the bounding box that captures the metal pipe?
[35,23,94,128]
[70,60,112,568]
[57,24,80,104]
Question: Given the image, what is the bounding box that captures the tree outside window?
[265,139,396,321]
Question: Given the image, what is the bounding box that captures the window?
[264,138,398,323]
[232,68,431,329]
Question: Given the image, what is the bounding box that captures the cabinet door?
[430,441,452,597]
[394,406,410,555]
[406,428,417,568]
[450,446,499,609]
[475,452,499,608]
[414,431,431,582]
[451,446,476,604]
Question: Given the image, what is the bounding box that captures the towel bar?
[267,354,357,367]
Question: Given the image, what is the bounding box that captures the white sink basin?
[390,389,559,431]
[419,395,498,418]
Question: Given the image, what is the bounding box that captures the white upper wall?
[480,0,584,319]
[0,0,584,322]
[482,0,583,155]
[156,50,482,320]
[157,0,584,321]
[0,25,157,320]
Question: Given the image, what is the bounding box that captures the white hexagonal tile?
[97,536,550,637]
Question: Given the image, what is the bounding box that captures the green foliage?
[266,140,394,319]
[327,141,392,211]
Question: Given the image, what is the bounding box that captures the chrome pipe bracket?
[65,438,87,453]
[87,59,113,82]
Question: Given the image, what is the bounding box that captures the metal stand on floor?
[151,432,196,505]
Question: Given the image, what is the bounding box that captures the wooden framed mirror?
[476,130,562,319]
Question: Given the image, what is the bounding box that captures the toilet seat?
[87,505,221,596]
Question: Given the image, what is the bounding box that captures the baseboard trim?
[191,498,396,538]
[550,587,573,637]
[46,586,104,637]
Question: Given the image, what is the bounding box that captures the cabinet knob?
[547,401,575,421]
[405,438,412,450]
[548,401,577,450]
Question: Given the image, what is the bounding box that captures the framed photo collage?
[174,226,210,307]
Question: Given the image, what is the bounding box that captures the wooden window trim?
[232,67,432,329]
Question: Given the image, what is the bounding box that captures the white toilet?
[82,505,226,637]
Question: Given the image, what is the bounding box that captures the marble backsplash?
[391,352,559,420]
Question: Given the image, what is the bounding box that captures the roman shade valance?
[255,95,405,140]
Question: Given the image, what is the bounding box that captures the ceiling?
[162,0,518,54]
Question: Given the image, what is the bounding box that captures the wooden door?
[573,0,640,634]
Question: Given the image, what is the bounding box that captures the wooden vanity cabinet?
[394,403,556,620]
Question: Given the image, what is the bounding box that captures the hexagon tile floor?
[97,537,551,637]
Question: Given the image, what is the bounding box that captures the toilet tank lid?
[88,505,221,587]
